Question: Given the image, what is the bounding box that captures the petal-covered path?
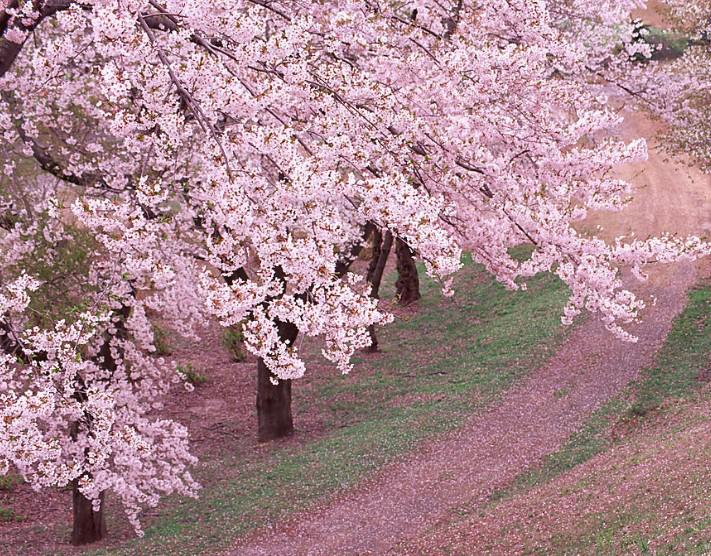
[230,269,696,556]
[230,110,711,556]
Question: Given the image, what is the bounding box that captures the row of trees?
[649,1,711,170]
[0,0,707,546]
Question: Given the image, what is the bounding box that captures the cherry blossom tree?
[641,1,711,170]
[665,0,711,33]
[0,196,204,542]
[0,0,709,545]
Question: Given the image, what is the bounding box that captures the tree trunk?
[257,320,298,442]
[335,221,376,277]
[71,481,105,546]
[254,221,376,442]
[395,238,420,305]
[67,303,129,545]
[366,230,393,352]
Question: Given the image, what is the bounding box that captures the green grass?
[177,363,208,387]
[0,506,22,522]
[487,284,711,511]
[85,253,572,556]
[427,284,711,555]
[0,471,22,526]
[644,26,690,60]
[222,325,246,362]
[543,428,711,556]
[0,473,19,491]
[665,516,711,555]
[152,324,173,356]
[627,287,711,415]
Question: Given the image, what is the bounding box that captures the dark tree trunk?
[444,0,464,38]
[68,302,128,544]
[253,221,376,442]
[366,230,393,352]
[366,229,384,287]
[224,268,294,441]
[257,320,298,442]
[335,221,376,277]
[71,481,105,546]
[395,238,420,305]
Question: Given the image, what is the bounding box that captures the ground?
[2,95,711,556]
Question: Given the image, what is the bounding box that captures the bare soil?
[633,1,672,28]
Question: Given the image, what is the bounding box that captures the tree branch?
[0,1,77,78]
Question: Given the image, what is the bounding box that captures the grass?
[644,26,690,60]
[630,24,689,62]
[627,287,711,416]
[0,473,20,527]
[0,474,23,529]
[152,324,173,356]
[542,413,711,556]
[0,506,22,523]
[177,363,208,387]
[0,473,19,492]
[479,284,711,547]
[487,396,629,504]
[86,252,572,556]
[222,325,246,362]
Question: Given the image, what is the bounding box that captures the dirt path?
[633,1,673,29]
[402,387,711,555]
[230,111,711,556]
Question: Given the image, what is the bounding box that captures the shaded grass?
[644,26,690,60]
[0,506,22,523]
[311,253,569,426]
[627,286,711,416]
[0,474,22,527]
[87,253,571,556]
[0,474,19,492]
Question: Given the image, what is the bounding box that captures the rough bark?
[444,0,464,39]
[366,228,384,286]
[366,230,393,352]
[71,482,105,545]
[1,315,106,545]
[257,319,298,442]
[69,303,129,543]
[395,238,420,306]
[0,319,30,362]
[224,268,298,442]
[255,222,375,439]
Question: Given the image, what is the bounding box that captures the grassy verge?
[645,25,690,60]
[488,284,711,514]
[541,384,711,556]
[87,253,571,556]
